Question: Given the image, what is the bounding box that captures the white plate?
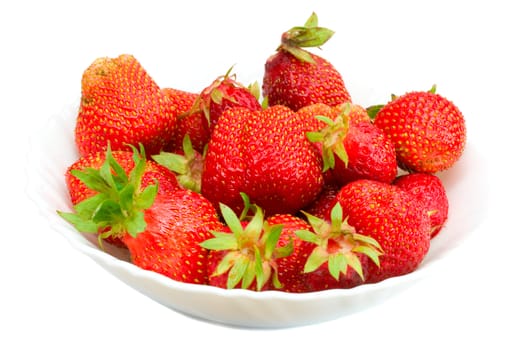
[26,101,487,328]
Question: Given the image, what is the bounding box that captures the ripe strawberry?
[65,145,181,206]
[75,54,175,157]
[301,103,397,186]
[394,173,449,238]
[58,145,221,285]
[372,86,467,173]
[262,12,351,111]
[201,105,324,216]
[161,87,210,154]
[201,197,314,292]
[336,179,431,283]
[193,67,262,130]
[296,203,383,291]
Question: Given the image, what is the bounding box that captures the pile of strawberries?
[58,13,466,293]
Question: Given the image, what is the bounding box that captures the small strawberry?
[201,105,324,216]
[192,67,262,130]
[302,103,398,186]
[152,134,204,193]
[394,173,449,238]
[371,86,467,173]
[262,12,351,111]
[296,203,383,291]
[58,144,221,285]
[336,179,431,283]
[201,196,313,292]
[75,54,175,157]
[161,87,210,154]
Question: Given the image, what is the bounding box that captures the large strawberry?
[394,173,449,238]
[372,86,467,173]
[75,54,175,157]
[201,105,324,216]
[300,103,398,186]
[262,12,351,111]
[336,179,431,283]
[201,196,314,292]
[58,144,221,285]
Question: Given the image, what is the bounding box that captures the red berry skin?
[333,122,398,186]
[201,105,324,216]
[122,190,222,285]
[268,214,316,293]
[373,90,466,173]
[394,173,449,238]
[263,51,351,111]
[336,179,431,283]
[303,254,369,292]
[75,54,175,157]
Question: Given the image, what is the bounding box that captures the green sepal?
[303,246,329,273]
[366,104,384,121]
[57,143,157,245]
[199,231,239,251]
[298,202,384,282]
[280,12,334,63]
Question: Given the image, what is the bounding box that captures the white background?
[2,0,524,348]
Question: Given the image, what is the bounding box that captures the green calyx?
[57,143,158,247]
[199,193,292,291]
[296,202,383,281]
[306,103,352,171]
[279,12,335,63]
[152,134,203,193]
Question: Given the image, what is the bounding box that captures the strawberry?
[336,179,431,283]
[75,54,175,157]
[162,87,210,154]
[58,144,221,285]
[262,12,351,111]
[201,105,324,216]
[296,203,383,291]
[394,173,449,238]
[65,146,181,206]
[371,86,467,173]
[201,196,313,292]
[152,134,204,193]
[301,103,398,186]
[192,67,262,130]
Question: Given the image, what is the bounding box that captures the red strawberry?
[58,145,221,285]
[201,105,324,216]
[336,179,431,283]
[394,173,449,238]
[301,103,397,186]
[296,203,383,291]
[65,146,181,206]
[372,86,467,173]
[193,67,262,130]
[201,197,313,292]
[262,13,351,111]
[161,87,210,154]
[75,54,175,157]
